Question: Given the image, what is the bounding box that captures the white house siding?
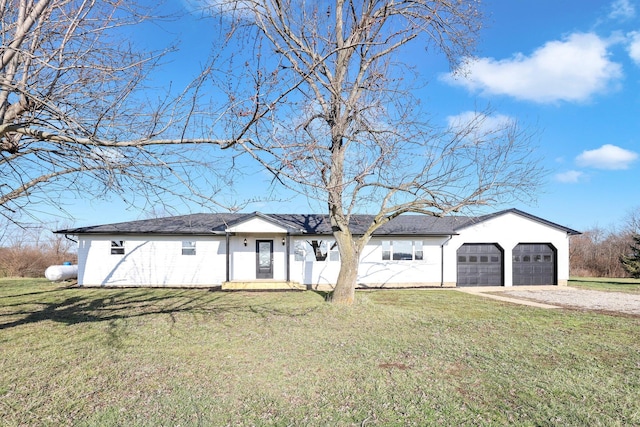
[356,237,450,287]
[443,212,570,287]
[290,236,450,289]
[77,235,226,287]
[289,238,341,287]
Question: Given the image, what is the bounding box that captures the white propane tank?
[45,264,78,281]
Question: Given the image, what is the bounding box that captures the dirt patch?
[502,288,640,316]
[378,362,410,370]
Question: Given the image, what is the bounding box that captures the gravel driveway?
[502,288,640,316]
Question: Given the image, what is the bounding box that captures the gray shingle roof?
[55,209,580,236]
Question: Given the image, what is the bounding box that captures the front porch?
[221,280,305,291]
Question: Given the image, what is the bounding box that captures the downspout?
[64,234,78,244]
[441,234,453,287]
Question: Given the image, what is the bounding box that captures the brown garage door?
[457,244,504,286]
[512,243,556,286]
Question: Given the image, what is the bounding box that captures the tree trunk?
[328,233,360,305]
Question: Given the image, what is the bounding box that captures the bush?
[0,246,75,278]
[0,225,76,278]
[620,234,640,278]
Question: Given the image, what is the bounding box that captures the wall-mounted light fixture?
[243,238,247,246]
[282,237,286,246]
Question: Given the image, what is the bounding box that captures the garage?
[457,243,504,286]
[512,243,556,286]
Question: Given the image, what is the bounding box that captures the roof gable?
[223,212,303,233]
[454,208,581,235]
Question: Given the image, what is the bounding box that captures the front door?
[256,240,274,279]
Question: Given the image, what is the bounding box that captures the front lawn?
[1,278,639,426]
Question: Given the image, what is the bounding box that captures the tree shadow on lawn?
[0,287,319,330]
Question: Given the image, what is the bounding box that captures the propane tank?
[45,264,78,281]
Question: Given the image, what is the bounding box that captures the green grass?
[1,278,639,426]
[570,276,640,293]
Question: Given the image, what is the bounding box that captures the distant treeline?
[0,224,76,278]
[570,208,640,278]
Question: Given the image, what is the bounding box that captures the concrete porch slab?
[222,281,305,291]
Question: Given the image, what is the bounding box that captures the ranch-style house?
[56,209,580,290]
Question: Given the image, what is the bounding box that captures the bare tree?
[0,219,76,277]
[570,221,637,278]
[0,0,247,224]
[624,206,640,235]
[199,0,542,304]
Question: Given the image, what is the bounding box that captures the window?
[294,241,306,261]
[382,240,391,260]
[392,241,413,260]
[294,240,340,262]
[111,241,124,255]
[328,242,340,261]
[414,241,424,261]
[310,240,328,261]
[381,240,424,261]
[182,241,196,255]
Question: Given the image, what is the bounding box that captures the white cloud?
[628,31,640,65]
[609,0,636,20]
[444,33,623,104]
[576,144,638,170]
[555,170,585,184]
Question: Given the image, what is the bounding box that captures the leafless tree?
[624,206,640,235]
[0,219,76,277]
[199,0,542,304]
[0,0,247,224]
[569,209,640,278]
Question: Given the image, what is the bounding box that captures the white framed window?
[381,240,424,261]
[392,240,413,260]
[294,240,340,262]
[415,240,424,260]
[328,241,340,261]
[182,241,196,255]
[294,240,306,261]
[381,240,391,260]
[111,240,124,255]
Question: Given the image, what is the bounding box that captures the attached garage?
[456,243,504,286]
[512,243,556,286]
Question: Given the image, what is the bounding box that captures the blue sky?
[64,0,639,232]
[477,0,640,231]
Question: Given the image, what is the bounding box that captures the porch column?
[225,232,230,282]
[285,234,290,282]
